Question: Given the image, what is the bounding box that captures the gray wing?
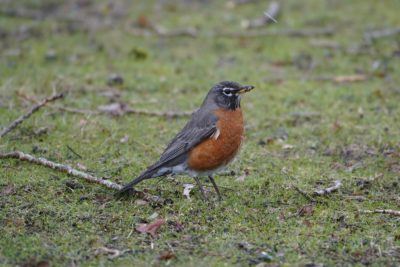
[115,109,218,196]
[147,109,218,171]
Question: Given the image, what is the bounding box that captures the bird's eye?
[222,88,233,97]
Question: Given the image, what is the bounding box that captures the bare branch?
[218,27,335,38]
[127,25,336,39]
[359,209,400,217]
[127,26,197,38]
[56,104,192,118]
[1,92,64,138]
[0,151,122,190]
[313,180,342,196]
[56,106,99,115]
[125,107,192,118]
[94,247,130,259]
[292,185,317,202]
[97,102,192,118]
[0,151,166,204]
[153,26,197,37]
[364,27,400,42]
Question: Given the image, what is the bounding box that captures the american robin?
[117,81,254,200]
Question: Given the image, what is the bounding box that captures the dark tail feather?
[115,171,153,198]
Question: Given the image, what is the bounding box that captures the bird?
[116,81,254,200]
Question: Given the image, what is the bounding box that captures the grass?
[1,0,400,266]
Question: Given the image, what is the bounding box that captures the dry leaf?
[158,251,176,260]
[0,185,15,196]
[183,183,194,199]
[136,218,166,238]
[297,205,314,217]
[303,219,313,228]
[334,74,367,83]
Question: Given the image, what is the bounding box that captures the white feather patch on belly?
[211,128,220,140]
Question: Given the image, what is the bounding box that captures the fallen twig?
[128,25,335,38]
[364,27,400,42]
[0,151,122,190]
[66,145,82,159]
[127,26,197,38]
[292,185,317,202]
[0,92,64,138]
[98,102,192,118]
[242,1,280,29]
[95,247,130,260]
[125,107,192,118]
[57,106,99,115]
[57,104,192,118]
[153,26,197,37]
[227,0,259,7]
[359,209,400,217]
[309,39,341,49]
[218,27,335,38]
[313,180,342,196]
[0,151,166,204]
[264,74,369,84]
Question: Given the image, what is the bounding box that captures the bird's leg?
[193,177,207,201]
[208,175,222,201]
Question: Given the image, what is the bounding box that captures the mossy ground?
[1,0,400,266]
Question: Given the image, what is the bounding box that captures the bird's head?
[204,81,255,110]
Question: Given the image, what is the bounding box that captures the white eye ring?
[222,87,233,97]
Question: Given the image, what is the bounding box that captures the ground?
[1,0,400,266]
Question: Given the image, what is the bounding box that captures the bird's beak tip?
[238,85,255,94]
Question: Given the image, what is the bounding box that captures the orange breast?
[188,108,244,172]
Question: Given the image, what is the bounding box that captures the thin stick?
[66,145,82,159]
[57,105,191,118]
[57,106,99,115]
[0,151,122,190]
[218,27,335,38]
[125,108,192,118]
[359,209,400,217]
[127,26,197,38]
[127,27,336,38]
[0,151,166,204]
[364,27,400,42]
[0,92,64,137]
[292,185,317,202]
[313,180,342,196]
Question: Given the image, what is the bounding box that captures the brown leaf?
[297,205,314,217]
[0,185,15,196]
[136,218,166,238]
[136,15,152,28]
[303,219,313,228]
[334,74,367,83]
[158,251,176,260]
[36,260,50,267]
